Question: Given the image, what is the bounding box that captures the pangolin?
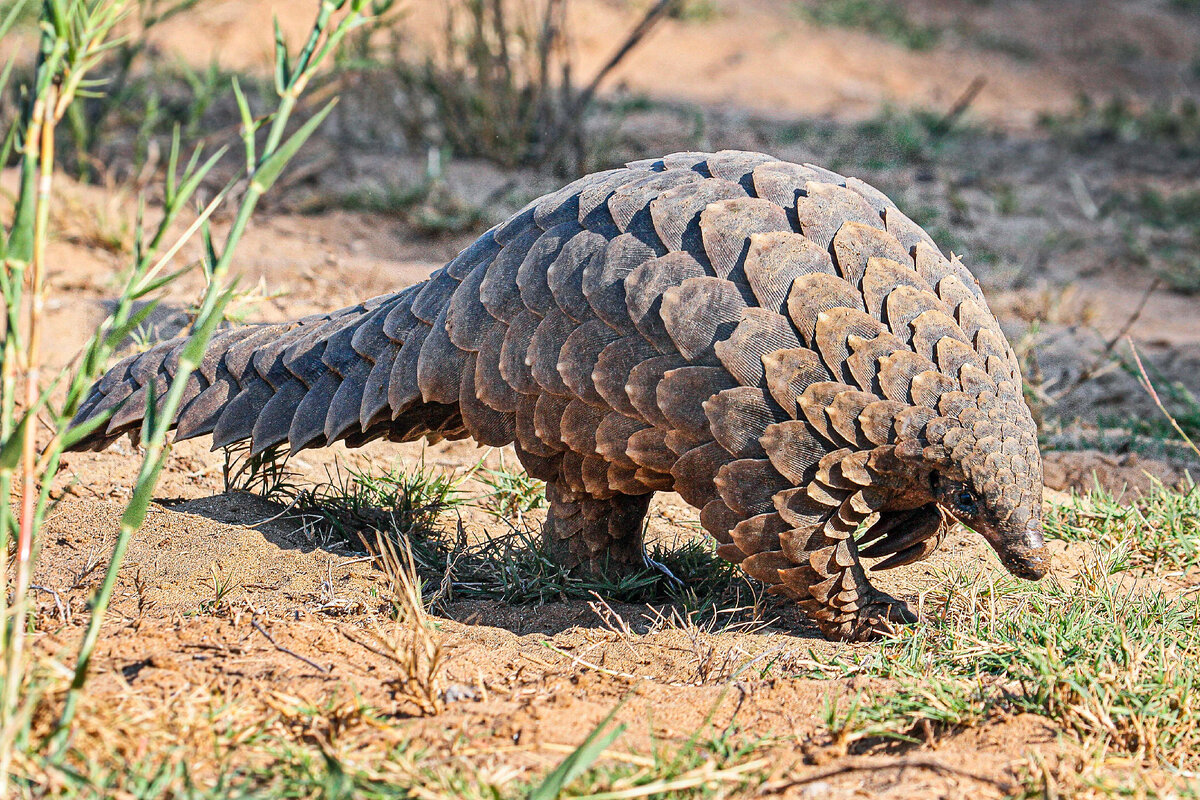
[69,150,1049,641]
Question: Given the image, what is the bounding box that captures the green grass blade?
[251,98,337,193]
[59,407,115,451]
[529,703,627,800]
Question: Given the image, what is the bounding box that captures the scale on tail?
[69,150,1049,641]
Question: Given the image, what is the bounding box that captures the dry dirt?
[12,0,1200,796]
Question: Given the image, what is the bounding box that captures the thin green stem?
[45,0,369,762]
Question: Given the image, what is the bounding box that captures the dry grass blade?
[351,531,445,716]
[251,620,330,674]
[580,757,771,800]
[1128,337,1200,460]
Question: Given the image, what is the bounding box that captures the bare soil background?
[11,0,1200,796]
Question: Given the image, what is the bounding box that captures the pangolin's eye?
[954,488,978,516]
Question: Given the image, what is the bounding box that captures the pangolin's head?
[925,384,1049,580]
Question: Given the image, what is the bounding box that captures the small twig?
[1128,338,1200,460]
[542,641,653,681]
[31,584,68,622]
[1068,172,1099,221]
[336,554,380,568]
[931,75,985,138]
[341,626,396,661]
[761,757,1014,793]
[252,619,330,674]
[572,0,676,113]
[244,495,303,528]
[1048,278,1160,403]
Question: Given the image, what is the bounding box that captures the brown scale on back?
[70,150,1049,641]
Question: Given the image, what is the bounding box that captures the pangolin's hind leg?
[542,484,652,575]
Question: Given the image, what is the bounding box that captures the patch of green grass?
[30,692,776,799]
[1109,188,1200,293]
[793,0,942,51]
[1045,478,1200,573]
[825,679,992,750]
[825,546,1200,767]
[316,173,494,235]
[315,178,489,237]
[323,183,430,216]
[832,106,969,169]
[903,204,1004,267]
[1114,186,1200,233]
[971,30,1038,61]
[1039,95,1200,156]
[853,110,937,166]
[222,442,300,502]
[475,466,546,520]
[991,181,1019,215]
[282,460,757,624]
[415,524,755,624]
[1056,416,1200,463]
[290,458,467,550]
[196,563,241,616]
[1120,356,1200,442]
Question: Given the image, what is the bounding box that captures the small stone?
[442,683,478,703]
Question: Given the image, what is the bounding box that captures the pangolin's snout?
[987,523,1050,581]
[1000,544,1050,580]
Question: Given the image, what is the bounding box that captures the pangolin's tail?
[68,282,468,454]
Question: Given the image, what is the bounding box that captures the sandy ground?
[10,0,1200,795]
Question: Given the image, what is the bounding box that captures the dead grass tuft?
[351,532,446,716]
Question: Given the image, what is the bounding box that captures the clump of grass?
[668,0,721,22]
[315,153,491,237]
[1045,478,1200,573]
[1109,188,1200,293]
[289,458,465,548]
[28,685,777,798]
[351,533,446,716]
[475,465,546,521]
[197,563,241,615]
[793,0,942,51]
[1124,188,1200,230]
[285,459,757,624]
[388,0,577,169]
[531,716,772,798]
[827,545,1200,768]
[357,0,676,173]
[403,179,490,236]
[823,679,992,752]
[222,442,299,502]
[1039,95,1200,156]
[827,105,972,171]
